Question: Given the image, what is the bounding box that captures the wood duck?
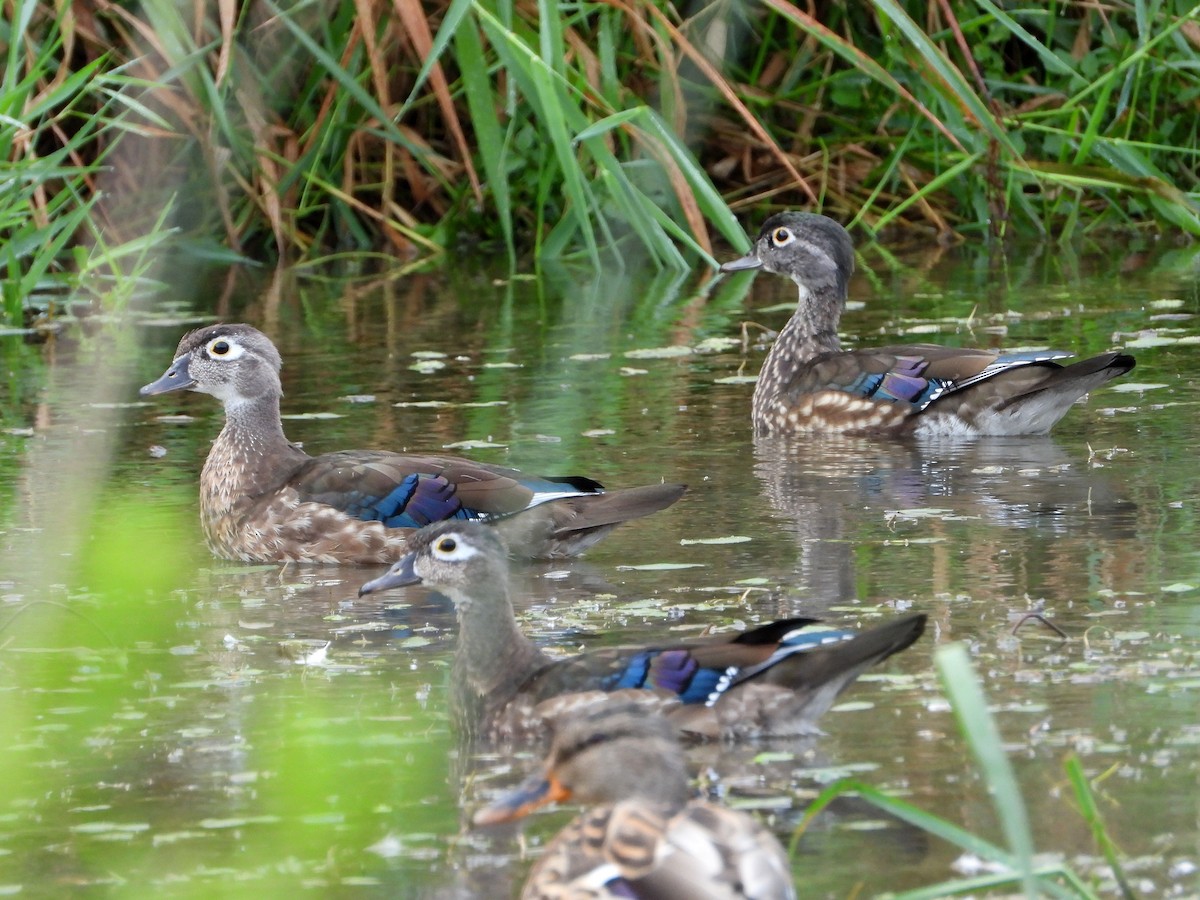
[139,324,685,564]
[474,701,796,900]
[721,212,1136,437]
[358,520,926,742]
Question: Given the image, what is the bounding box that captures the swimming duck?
[140,324,684,564]
[475,700,796,899]
[721,212,1135,436]
[358,520,926,741]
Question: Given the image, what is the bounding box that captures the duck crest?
[452,580,549,734]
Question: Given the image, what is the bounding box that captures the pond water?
[2,234,1199,898]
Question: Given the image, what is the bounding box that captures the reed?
[737,1,1200,241]
[4,0,1198,323]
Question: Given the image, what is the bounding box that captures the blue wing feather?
[601,624,859,706]
[291,455,605,529]
[846,356,947,410]
[336,474,481,528]
[605,651,653,691]
[602,649,737,706]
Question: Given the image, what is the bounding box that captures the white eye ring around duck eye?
[432,535,479,562]
[771,227,794,247]
[206,337,244,360]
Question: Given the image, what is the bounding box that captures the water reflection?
[752,433,1140,614]
[2,241,1200,896]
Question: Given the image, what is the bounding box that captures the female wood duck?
[358,520,926,742]
[139,324,685,564]
[721,212,1136,437]
[474,701,796,900]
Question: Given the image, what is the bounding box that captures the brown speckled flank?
[474,703,797,900]
[140,324,684,564]
[761,391,912,435]
[722,212,1135,437]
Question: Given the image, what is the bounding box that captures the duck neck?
[617,757,691,809]
[753,283,843,412]
[572,735,691,809]
[201,390,303,520]
[453,578,545,704]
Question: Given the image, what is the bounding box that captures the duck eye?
[771,227,794,246]
[209,340,231,356]
[436,537,457,554]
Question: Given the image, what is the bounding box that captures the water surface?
[2,237,1199,897]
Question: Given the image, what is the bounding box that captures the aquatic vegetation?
[6,1,1200,324]
[792,644,1134,899]
[2,0,183,325]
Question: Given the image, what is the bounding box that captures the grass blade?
[761,0,964,152]
[1064,755,1136,900]
[873,0,1018,158]
[474,3,603,264]
[935,643,1037,898]
[791,778,1014,865]
[973,0,1085,87]
[455,12,514,264]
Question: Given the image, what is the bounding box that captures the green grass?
[790,643,1134,899]
[744,2,1200,239]
[2,0,177,323]
[4,1,1199,324]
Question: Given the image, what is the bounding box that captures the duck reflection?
[753,433,1138,613]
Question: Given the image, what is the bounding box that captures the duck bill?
[719,253,763,273]
[473,771,571,827]
[358,553,421,596]
[140,357,195,396]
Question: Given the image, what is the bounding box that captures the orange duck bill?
[474,771,572,827]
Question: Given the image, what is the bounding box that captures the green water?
[2,237,1199,897]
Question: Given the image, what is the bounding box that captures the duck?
[358,520,926,742]
[720,211,1136,437]
[139,324,685,564]
[474,700,796,900]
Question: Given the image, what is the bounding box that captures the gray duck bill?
[719,253,763,273]
[358,553,421,596]
[140,358,195,396]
